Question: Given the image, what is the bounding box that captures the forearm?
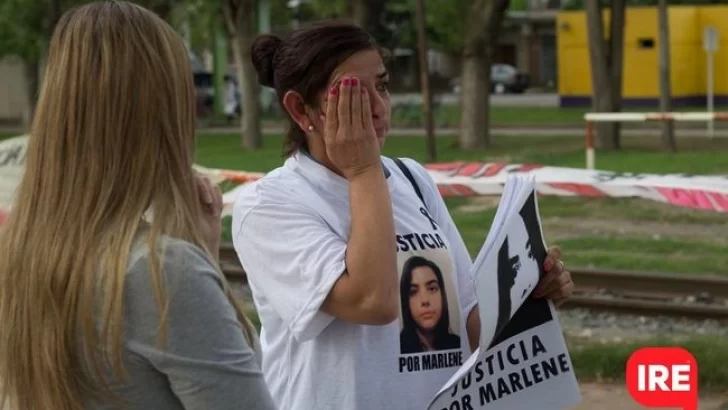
[466,305,480,351]
[346,167,398,319]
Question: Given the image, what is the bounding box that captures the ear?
[282,90,315,132]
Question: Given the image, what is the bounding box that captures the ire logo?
[626,347,698,410]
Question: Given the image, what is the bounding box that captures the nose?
[369,89,386,120]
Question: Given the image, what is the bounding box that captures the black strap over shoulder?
[392,157,426,208]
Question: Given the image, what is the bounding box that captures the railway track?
[563,268,728,320]
[218,243,728,320]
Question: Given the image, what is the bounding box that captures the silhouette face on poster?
[492,191,549,345]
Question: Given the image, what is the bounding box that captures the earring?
[307,125,314,131]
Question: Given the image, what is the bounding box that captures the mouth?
[420,311,436,321]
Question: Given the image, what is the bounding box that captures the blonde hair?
[0,2,255,409]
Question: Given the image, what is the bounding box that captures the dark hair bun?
[251,34,283,88]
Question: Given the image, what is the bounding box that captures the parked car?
[192,70,241,118]
[451,63,530,94]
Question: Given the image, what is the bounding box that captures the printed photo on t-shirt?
[398,252,461,355]
[395,205,465,375]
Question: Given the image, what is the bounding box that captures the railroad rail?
[218,243,728,320]
[564,268,728,320]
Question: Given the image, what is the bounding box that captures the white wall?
[0,58,29,124]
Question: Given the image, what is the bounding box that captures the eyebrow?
[376,71,389,79]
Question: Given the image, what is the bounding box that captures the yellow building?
[556,5,728,107]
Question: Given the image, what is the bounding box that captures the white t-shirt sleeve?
[401,158,478,316]
[232,185,347,342]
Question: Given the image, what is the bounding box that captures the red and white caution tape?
[3,136,727,221]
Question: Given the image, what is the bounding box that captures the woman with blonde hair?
[0,2,276,409]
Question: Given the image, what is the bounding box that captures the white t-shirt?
[231,151,478,410]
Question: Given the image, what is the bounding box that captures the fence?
[583,111,728,170]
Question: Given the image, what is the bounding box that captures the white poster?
[0,135,27,223]
[427,175,582,410]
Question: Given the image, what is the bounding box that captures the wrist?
[345,163,385,182]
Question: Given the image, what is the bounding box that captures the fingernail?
[329,86,338,95]
[543,259,553,271]
[342,77,350,86]
[351,77,359,86]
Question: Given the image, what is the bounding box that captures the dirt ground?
[569,383,728,410]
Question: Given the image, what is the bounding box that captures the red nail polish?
[342,77,351,86]
[544,259,553,271]
[330,87,338,95]
[351,77,359,86]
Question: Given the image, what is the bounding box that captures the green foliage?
[303,0,471,54]
[306,0,348,18]
[510,0,528,11]
[0,0,181,62]
[420,0,471,53]
[267,0,296,32]
[172,0,219,51]
[0,0,70,61]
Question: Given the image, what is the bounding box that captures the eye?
[510,255,521,272]
[376,80,390,93]
[526,239,534,260]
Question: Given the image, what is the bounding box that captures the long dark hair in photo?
[399,256,460,354]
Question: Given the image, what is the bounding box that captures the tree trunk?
[223,0,262,149]
[607,0,626,150]
[658,0,676,152]
[459,38,489,149]
[586,0,615,149]
[458,0,510,150]
[232,30,262,149]
[345,0,368,28]
[415,0,436,161]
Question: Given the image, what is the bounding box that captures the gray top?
[85,237,277,410]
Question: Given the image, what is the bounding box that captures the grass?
[568,335,728,393]
[447,196,728,275]
[195,132,728,174]
[205,132,728,275]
